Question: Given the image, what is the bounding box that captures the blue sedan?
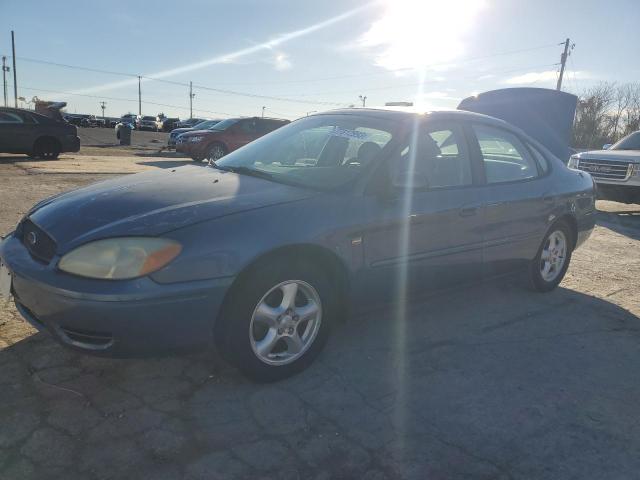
[0,90,596,381]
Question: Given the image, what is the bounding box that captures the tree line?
[572,82,640,149]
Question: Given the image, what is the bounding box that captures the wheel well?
[555,214,578,249]
[214,244,351,342]
[33,136,61,152]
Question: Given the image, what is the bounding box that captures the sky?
[1,0,639,120]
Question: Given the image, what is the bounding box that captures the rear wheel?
[216,260,335,382]
[32,138,61,160]
[529,221,573,292]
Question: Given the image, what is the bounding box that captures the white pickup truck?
[569,131,640,204]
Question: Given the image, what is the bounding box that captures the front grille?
[577,159,632,180]
[18,218,57,264]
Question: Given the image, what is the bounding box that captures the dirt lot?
[0,153,639,479]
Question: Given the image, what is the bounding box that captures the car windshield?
[210,118,239,131]
[610,131,640,150]
[215,114,397,190]
[142,116,155,121]
[193,119,221,130]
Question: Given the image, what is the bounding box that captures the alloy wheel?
[540,230,567,282]
[249,280,322,366]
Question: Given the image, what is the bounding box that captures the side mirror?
[392,170,428,189]
[602,143,612,150]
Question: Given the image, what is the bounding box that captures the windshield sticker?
[329,126,368,140]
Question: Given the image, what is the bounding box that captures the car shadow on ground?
[596,208,640,240]
[0,155,47,164]
[1,277,639,479]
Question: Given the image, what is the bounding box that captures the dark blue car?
[0,89,596,381]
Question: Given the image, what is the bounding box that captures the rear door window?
[528,143,550,174]
[391,123,472,189]
[472,124,538,183]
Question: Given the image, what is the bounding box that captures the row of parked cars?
[171,117,290,161]
[168,117,289,162]
[117,115,208,132]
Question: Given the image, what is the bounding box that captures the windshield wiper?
[217,165,274,180]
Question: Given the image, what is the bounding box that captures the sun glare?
[360,0,486,71]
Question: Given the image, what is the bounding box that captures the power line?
[3,43,559,87]
[2,42,561,100]
[8,84,236,117]
[274,63,560,98]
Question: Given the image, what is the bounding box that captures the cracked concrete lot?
[1,154,639,479]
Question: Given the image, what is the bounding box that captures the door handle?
[459,206,479,217]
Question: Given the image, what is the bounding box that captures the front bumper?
[0,234,233,357]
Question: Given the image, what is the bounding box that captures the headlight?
[631,163,640,177]
[189,136,203,143]
[58,237,182,280]
[567,155,580,170]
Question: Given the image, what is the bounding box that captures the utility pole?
[189,81,195,119]
[138,76,142,115]
[261,106,266,118]
[100,101,106,120]
[359,95,367,107]
[11,31,18,108]
[556,38,573,91]
[2,56,9,107]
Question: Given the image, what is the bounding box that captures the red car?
[176,117,289,161]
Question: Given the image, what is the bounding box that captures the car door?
[467,122,554,275]
[0,110,30,153]
[227,119,258,151]
[358,120,485,302]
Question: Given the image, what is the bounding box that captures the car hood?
[170,127,192,136]
[28,166,315,250]
[181,129,215,138]
[577,150,640,162]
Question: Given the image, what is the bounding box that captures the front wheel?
[529,221,573,292]
[206,143,226,162]
[216,261,335,382]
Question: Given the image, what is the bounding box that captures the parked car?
[120,113,137,129]
[63,114,85,127]
[0,92,596,381]
[177,117,289,161]
[176,117,205,128]
[157,117,180,132]
[167,119,222,148]
[568,131,640,204]
[136,115,158,131]
[0,107,80,159]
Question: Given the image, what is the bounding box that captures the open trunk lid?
[458,87,577,161]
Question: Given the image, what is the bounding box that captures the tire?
[216,259,336,382]
[206,143,226,162]
[32,138,61,160]
[529,221,573,292]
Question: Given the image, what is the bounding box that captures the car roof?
[311,107,512,128]
[0,107,54,120]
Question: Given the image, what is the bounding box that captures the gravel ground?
[0,155,639,480]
